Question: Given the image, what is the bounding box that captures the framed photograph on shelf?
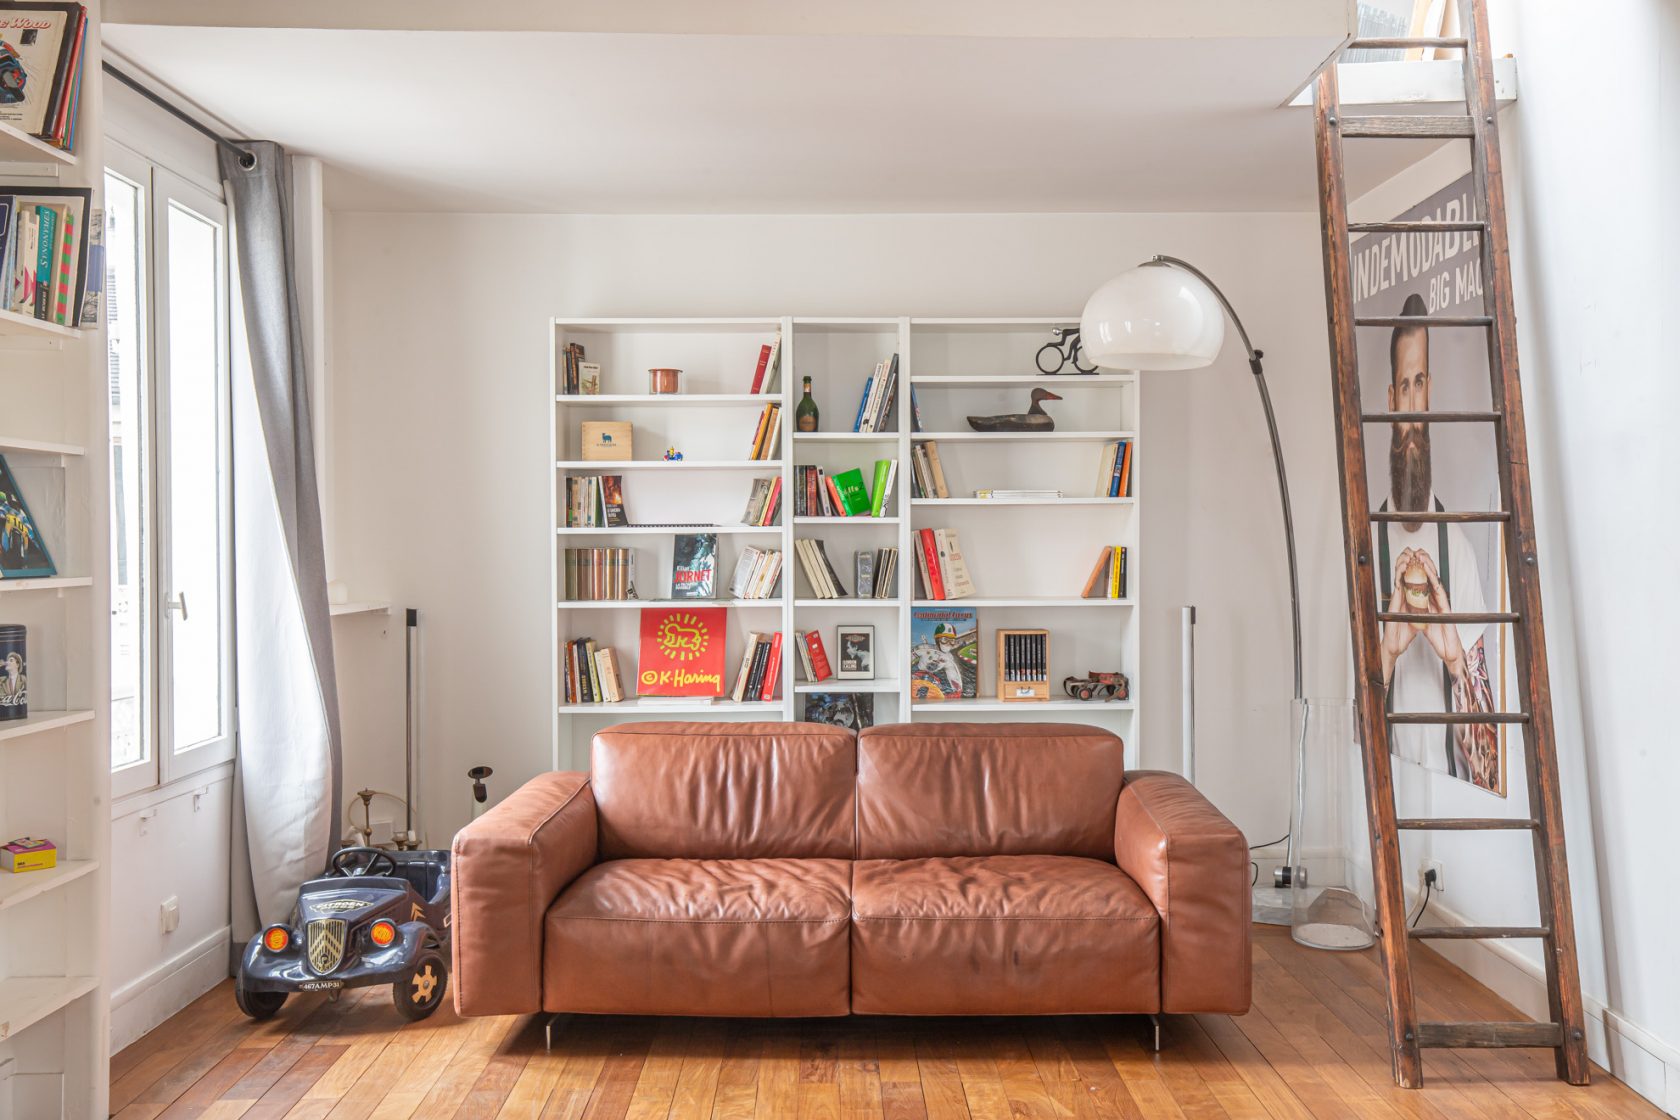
[835,624,874,680]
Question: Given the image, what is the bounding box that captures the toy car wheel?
[395,948,448,1021]
[234,982,286,1020]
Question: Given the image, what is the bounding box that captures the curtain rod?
[102,62,257,169]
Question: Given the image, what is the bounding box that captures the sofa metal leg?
[545,1013,568,1051]
[1149,1014,1162,1052]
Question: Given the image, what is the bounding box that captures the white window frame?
[108,137,236,801]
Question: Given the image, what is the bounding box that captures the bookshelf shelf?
[911,374,1136,387]
[0,859,98,913]
[0,575,95,595]
[0,118,77,166]
[0,709,97,744]
[913,430,1134,443]
[0,305,82,340]
[557,525,782,536]
[555,459,780,471]
[552,315,1139,768]
[328,601,391,617]
[0,976,100,1043]
[0,434,86,457]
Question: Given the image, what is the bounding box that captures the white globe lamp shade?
[1079,264,1226,371]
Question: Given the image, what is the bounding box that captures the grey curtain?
[220,140,343,939]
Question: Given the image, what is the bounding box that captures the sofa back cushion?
[592,722,856,859]
[856,723,1125,860]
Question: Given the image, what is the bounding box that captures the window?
[107,142,235,798]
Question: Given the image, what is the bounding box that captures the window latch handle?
[166,592,189,622]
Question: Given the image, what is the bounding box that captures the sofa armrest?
[1114,770,1251,1013]
[451,772,597,1016]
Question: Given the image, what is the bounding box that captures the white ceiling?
[102,17,1446,216]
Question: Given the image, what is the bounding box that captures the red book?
[1117,440,1135,498]
[749,344,772,394]
[804,631,833,682]
[806,468,819,517]
[918,529,946,600]
[824,476,845,518]
[759,632,784,700]
[761,477,782,526]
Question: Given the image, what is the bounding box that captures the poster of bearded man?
[1352,172,1509,796]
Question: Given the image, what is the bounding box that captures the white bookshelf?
[0,6,110,1113]
[549,316,1140,769]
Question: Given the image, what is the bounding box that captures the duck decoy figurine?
[967,387,1062,432]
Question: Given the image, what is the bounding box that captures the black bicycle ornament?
[1036,326,1099,376]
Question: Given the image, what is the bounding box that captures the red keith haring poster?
[637,607,727,697]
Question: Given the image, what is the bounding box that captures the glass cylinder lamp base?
[1288,699,1378,951]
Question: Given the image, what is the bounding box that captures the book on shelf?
[870,458,896,516]
[0,452,55,576]
[794,538,850,598]
[871,546,898,598]
[638,606,728,697]
[726,545,783,600]
[0,4,87,149]
[975,489,1062,500]
[908,441,950,499]
[855,549,874,598]
[1080,545,1130,599]
[559,340,596,396]
[913,528,973,600]
[830,467,871,516]
[793,460,895,517]
[739,477,781,527]
[997,629,1050,702]
[0,186,92,326]
[748,336,782,394]
[563,547,637,601]
[804,692,873,730]
[1094,439,1135,497]
[748,403,782,460]
[671,533,718,599]
[730,631,784,702]
[851,354,899,433]
[910,387,924,434]
[910,607,978,701]
[563,640,627,704]
[799,630,834,682]
[563,474,628,527]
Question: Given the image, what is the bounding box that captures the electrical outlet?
[1422,859,1445,893]
[160,895,180,934]
[370,818,394,847]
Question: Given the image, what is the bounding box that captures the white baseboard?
[1422,897,1680,1116]
[109,925,232,1055]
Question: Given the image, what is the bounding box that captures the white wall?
[325,210,1348,850]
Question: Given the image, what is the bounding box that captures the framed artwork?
[835,624,874,680]
[0,454,55,578]
[636,607,726,696]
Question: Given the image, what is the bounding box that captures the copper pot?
[648,368,682,395]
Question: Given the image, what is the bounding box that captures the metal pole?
[405,609,419,845]
[1180,606,1196,782]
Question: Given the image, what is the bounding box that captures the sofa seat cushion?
[851,855,1161,1015]
[544,858,852,1016]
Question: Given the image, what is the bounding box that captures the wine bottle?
[796,376,819,432]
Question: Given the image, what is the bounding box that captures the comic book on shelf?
[670,533,718,599]
[804,692,873,731]
[910,606,977,701]
[0,452,55,577]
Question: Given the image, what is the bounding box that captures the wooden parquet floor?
[110,925,1659,1119]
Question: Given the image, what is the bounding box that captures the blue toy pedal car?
[235,847,452,1021]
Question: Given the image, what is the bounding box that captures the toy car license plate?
[299,979,344,991]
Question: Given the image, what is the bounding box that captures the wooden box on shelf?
[995,628,1050,703]
[581,421,632,461]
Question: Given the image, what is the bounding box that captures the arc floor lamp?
[1080,256,1303,925]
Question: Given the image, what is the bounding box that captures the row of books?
[0,4,87,150]
[851,355,900,432]
[727,546,783,600]
[739,477,782,526]
[563,474,628,527]
[557,341,602,395]
[0,187,97,326]
[1094,439,1135,498]
[562,638,628,703]
[795,630,834,681]
[563,547,637,601]
[912,527,976,600]
[1081,545,1131,599]
[793,461,896,518]
[908,441,950,499]
[748,403,783,460]
[747,338,782,394]
[729,632,784,701]
[792,538,851,599]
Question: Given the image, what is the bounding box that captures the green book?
[832,467,871,517]
[870,459,893,517]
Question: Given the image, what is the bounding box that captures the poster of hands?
[1354,172,1508,796]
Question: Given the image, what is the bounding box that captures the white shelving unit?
[549,316,1140,769]
[0,7,110,1114]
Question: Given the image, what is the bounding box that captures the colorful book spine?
[52,205,75,324]
[804,631,833,682]
[33,205,57,320]
[759,632,784,700]
[918,528,946,600]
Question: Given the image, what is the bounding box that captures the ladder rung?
[1396,817,1538,831]
[1417,1021,1565,1049]
[1349,220,1486,234]
[1348,37,1469,51]
[1370,509,1508,524]
[1377,611,1519,624]
[1388,711,1529,725]
[1338,114,1476,139]
[1409,926,1550,940]
[1356,314,1492,327]
[1362,410,1501,423]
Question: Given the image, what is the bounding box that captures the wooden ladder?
[1311,1,1590,1090]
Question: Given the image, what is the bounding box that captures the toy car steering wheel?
[330,847,398,878]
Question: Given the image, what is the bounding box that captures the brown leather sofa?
[451,721,1250,1019]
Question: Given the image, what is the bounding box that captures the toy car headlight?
[262,926,291,952]
[369,919,397,947]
